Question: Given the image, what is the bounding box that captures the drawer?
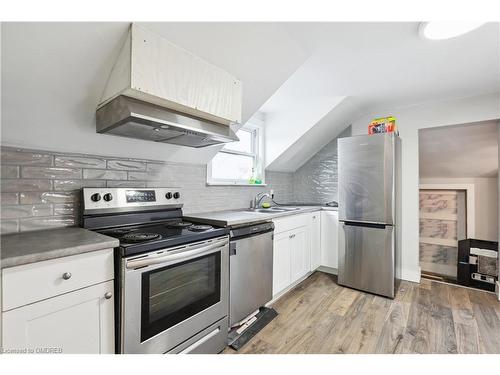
[2,249,114,311]
[273,212,313,234]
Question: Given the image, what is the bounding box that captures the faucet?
[252,192,271,209]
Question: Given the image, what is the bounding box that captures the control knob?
[165,192,173,200]
[103,193,113,202]
[173,192,180,199]
[90,193,101,202]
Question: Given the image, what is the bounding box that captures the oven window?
[141,252,221,342]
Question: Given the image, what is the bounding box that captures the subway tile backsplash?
[1,146,293,234]
[292,126,351,204]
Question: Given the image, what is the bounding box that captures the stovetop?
[98,219,229,257]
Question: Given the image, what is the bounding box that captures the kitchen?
[1,6,500,372]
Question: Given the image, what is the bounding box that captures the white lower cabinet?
[310,213,321,271]
[272,213,313,297]
[320,210,339,269]
[289,227,309,283]
[2,280,114,354]
[272,231,292,295]
[1,249,115,354]
[272,210,338,297]
[272,226,310,296]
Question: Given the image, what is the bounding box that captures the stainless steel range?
[81,188,230,354]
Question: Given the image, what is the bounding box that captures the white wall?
[498,122,500,298]
[351,93,500,282]
[0,22,3,347]
[420,177,498,242]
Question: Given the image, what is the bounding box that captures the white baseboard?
[317,266,338,275]
[402,266,421,283]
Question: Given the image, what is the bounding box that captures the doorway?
[418,120,499,290]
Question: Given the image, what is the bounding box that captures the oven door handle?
[125,240,227,269]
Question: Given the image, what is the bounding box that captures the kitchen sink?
[245,207,301,213]
[245,208,283,213]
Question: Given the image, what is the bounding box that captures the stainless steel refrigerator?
[338,132,401,298]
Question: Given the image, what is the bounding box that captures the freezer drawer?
[338,221,395,298]
[229,230,273,326]
[338,133,395,224]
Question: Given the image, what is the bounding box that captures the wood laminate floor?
[224,272,500,354]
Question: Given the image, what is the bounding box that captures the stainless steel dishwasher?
[229,221,274,326]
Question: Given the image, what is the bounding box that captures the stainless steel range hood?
[97,96,239,148]
[96,24,242,148]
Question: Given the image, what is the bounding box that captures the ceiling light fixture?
[419,21,486,40]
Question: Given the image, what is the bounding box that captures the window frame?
[206,123,266,186]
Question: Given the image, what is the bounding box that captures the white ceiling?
[419,120,499,178]
[1,22,499,168]
[279,22,500,112]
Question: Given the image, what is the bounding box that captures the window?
[207,123,264,185]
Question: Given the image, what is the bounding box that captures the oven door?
[121,236,229,354]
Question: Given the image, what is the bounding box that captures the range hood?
[96,24,242,148]
[97,95,239,148]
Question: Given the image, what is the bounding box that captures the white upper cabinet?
[321,210,339,269]
[100,24,242,125]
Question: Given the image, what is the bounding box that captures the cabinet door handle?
[104,292,113,299]
[62,272,72,280]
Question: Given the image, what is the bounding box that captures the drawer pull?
[62,272,72,280]
[104,292,113,299]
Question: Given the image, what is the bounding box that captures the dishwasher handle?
[229,242,237,256]
[230,222,274,240]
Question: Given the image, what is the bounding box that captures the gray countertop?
[184,206,338,227]
[1,227,119,269]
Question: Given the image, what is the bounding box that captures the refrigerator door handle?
[342,220,389,229]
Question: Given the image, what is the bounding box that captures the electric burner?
[165,221,193,229]
[188,224,213,232]
[121,232,161,243]
[82,187,230,256]
[109,228,134,235]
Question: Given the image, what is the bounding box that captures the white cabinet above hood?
[97,24,242,147]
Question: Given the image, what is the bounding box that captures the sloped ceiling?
[261,52,346,168]
[0,22,308,164]
[267,97,362,172]
[419,120,499,178]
